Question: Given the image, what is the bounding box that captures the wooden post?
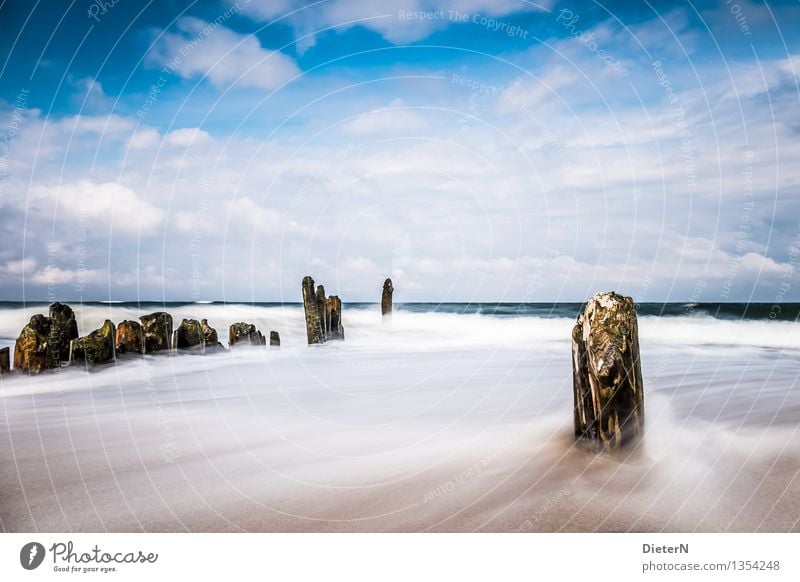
[140,312,173,354]
[302,276,324,345]
[381,278,393,317]
[115,320,144,355]
[572,292,644,449]
[0,346,10,375]
[327,296,344,340]
[316,284,329,341]
[176,319,204,350]
[71,320,116,365]
[229,322,265,347]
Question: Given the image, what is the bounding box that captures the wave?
[1,303,799,353]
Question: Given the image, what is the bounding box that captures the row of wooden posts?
[0,277,643,450]
[1,274,392,375]
[5,308,282,374]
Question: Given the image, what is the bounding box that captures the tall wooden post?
[381,278,393,317]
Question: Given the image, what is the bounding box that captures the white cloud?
[342,102,428,135]
[739,252,786,276]
[624,8,698,57]
[716,54,800,100]
[127,127,210,150]
[225,197,288,231]
[164,127,210,147]
[2,258,37,275]
[127,127,161,149]
[30,266,105,285]
[236,0,551,46]
[340,255,380,273]
[496,66,578,115]
[147,17,300,90]
[70,77,115,113]
[29,181,165,236]
[55,114,135,136]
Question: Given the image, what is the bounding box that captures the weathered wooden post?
[302,276,345,344]
[327,296,344,340]
[316,284,329,341]
[116,320,144,355]
[302,276,324,344]
[47,302,79,368]
[572,292,644,449]
[0,346,10,375]
[71,320,116,365]
[140,312,173,354]
[14,304,79,373]
[381,278,393,317]
[200,319,225,352]
[176,319,203,350]
[270,331,280,347]
[229,322,265,347]
[13,315,50,373]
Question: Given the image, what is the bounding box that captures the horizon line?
[0,299,797,305]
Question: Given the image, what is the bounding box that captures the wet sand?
[2,338,799,532]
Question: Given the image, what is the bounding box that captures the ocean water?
[1,302,799,532]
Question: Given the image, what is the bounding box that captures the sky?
[0,0,798,303]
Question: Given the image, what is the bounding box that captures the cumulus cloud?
[70,77,115,113]
[127,127,161,149]
[164,127,211,147]
[147,16,300,90]
[29,181,165,236]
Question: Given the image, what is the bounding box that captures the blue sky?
[0,0,799,302]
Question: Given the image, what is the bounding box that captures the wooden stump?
[316,284,329,341]
[176,319,204,350]
[572,292,644,449]
[229,322,265,347]
[0,346,9,375]
[302,276,345,345]
[116,320,144,355]
[47,302,79,368]
[14,314,52,373]
[270,331,280,347]
[327,296,344,340]
[70,320,116,365]
[381,278,393,317]
[302,276,324,345]
[200,319,226,352]
[139,312,173,354]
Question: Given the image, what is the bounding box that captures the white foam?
[2,304,800,354]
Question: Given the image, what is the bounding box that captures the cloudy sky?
[0,0,798,302]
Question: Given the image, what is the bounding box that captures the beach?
[1,303,799,532]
